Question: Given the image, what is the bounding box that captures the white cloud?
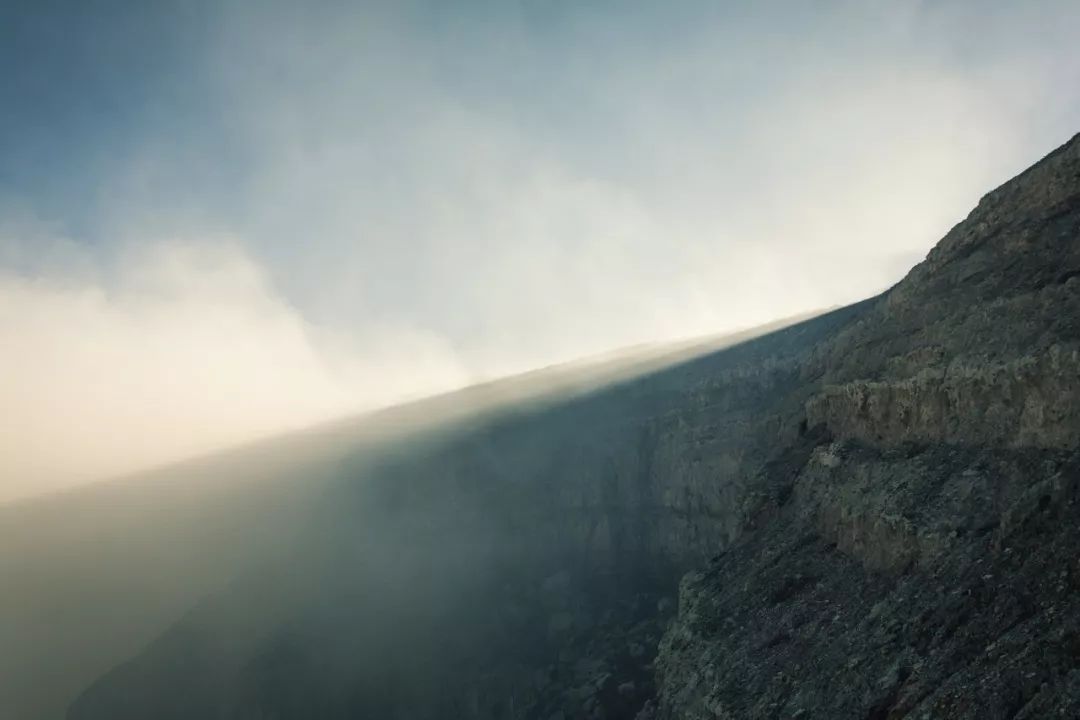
[3,0,1080,501]
[0,238,468,502]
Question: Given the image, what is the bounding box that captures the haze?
[3,0,1080,502]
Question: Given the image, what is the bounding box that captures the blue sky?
[2,0,1079,498]
[2,1,220,231]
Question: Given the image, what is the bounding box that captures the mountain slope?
[1,314,812,720]
[63,306,869,719]
[63,131,1080,719]
[649,133,1080,719]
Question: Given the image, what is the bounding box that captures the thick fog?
[0,240,470,501]
[3,0,1080,500]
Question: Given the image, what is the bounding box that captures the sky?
[2,0,1079,501]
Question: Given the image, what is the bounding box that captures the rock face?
[68,133,1080,720]
[806,348,1080,451]
[651,134,1080,718]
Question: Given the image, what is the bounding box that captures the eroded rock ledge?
[807,346,1080,451]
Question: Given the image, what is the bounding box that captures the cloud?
[0,237,469,502]
[194,0,1080,369]
[2,0,1079,501]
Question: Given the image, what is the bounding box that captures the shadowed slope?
[65,132,1080,720]
[1,310,824,720]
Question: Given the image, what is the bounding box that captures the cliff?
[649,133,1080,719]
[65,132,1080,720]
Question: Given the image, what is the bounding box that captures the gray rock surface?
[651,133,1080,719]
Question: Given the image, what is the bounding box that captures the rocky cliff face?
[649,133,1080,719]
[68,133,1080,720]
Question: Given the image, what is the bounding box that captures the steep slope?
[66,132,1080,720]
[1,314,810,720]
[64,304,868,720]
[648,133,1080,719]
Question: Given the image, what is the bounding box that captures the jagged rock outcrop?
[68,133,1080,720]
[650,133,1080,719]
[807,347,1080,451]
[652,443,1080,719]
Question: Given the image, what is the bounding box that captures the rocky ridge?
[650,133,1080,718]
[67,133,1080,720]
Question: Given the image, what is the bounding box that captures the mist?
[3,0,1080,501]
[4,3,1080,720]
[0,238,471,502]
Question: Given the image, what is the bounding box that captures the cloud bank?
[0,238,468,502]
[2,0,1079,500]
